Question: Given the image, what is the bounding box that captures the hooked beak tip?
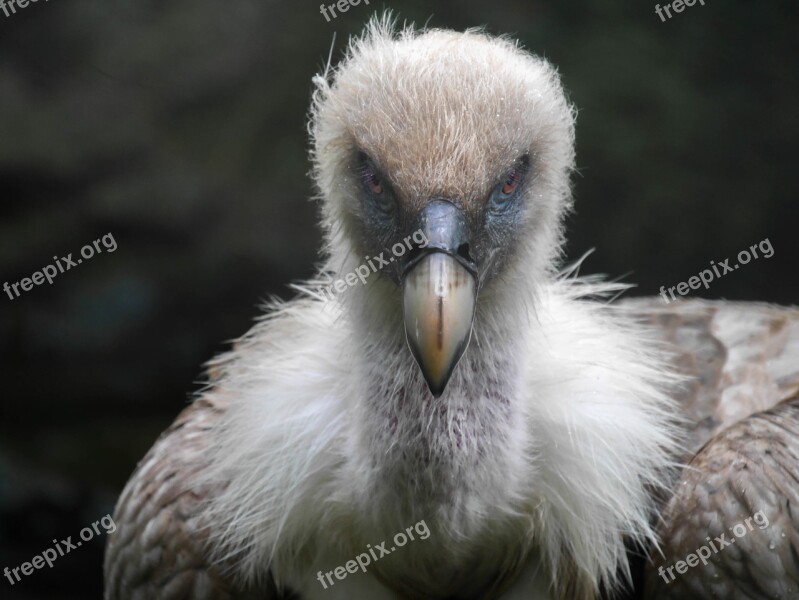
[402,252,477,397]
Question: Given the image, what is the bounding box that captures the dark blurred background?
[0,0,796,598]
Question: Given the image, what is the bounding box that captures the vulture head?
[311,18,575,396]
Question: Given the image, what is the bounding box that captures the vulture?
[104,16,799,600]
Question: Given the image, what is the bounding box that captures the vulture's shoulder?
[620,297,799,455]
[103,395,289,600]
[104,296,338,600]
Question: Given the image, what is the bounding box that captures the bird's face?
[312,22,575,396]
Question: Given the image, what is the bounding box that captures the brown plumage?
[646,396,799,599]
[104,397,266,600]
[628,298,799,455]
[630,299,799,599]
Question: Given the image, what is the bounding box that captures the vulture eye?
[490,156,529,211]
[363,169,383,194]
[501,169,523,196]
[363,164,384,195]
[358,154,394,217]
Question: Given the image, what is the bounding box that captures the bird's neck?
[343,272,535,525]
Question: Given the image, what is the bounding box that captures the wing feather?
[103,396,281,600]
[644,396,799,599]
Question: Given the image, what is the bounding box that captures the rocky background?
[0,0,797,598]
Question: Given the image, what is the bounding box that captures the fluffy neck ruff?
[335,249,681,600]
[199,261,680,599]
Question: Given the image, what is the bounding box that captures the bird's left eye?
[501,169,523,196]
[490,158,529,211]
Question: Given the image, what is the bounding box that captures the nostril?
[457,243,473,263]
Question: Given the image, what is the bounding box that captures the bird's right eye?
[362,163,384,195]
[357,154,394,217]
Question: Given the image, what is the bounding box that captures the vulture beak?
[401,200,478,397]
